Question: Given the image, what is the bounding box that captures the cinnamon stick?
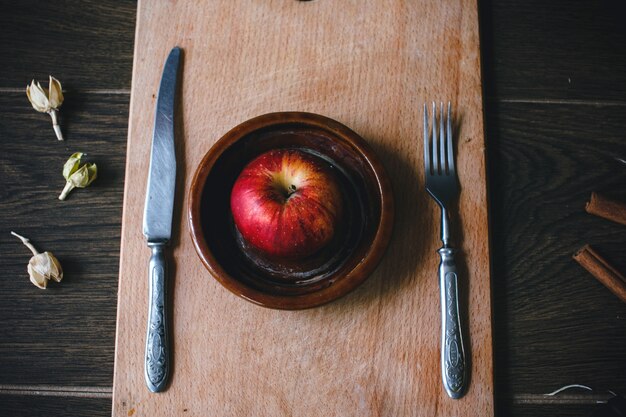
[585,192,626,226]
[573,245,626,303]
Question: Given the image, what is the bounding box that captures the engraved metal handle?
[145,243,169,392]
[438,246,467,399]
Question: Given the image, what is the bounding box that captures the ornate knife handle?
[145,243,169,392]
[438,247,467,399]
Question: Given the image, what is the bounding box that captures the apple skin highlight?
[230,149,343,259]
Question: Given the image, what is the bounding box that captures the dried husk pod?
[26,75,64,140]
[11,231,63,289]
[59,152,97,200]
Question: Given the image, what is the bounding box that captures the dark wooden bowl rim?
[188,112,394,309]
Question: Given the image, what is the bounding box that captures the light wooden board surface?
[112,1,493,416]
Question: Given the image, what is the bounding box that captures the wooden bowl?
[188,112,394,309]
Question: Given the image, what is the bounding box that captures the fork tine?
[423,103,430,174]
[432,102,438,173]
[439,102,445,174]
[447,102,455,174]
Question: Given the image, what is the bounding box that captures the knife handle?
[145,243,169,392]
[438,246,467,399]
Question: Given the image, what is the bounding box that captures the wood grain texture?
[479,0,626,101]
[502,402,598,417]
[0,0,624,416]
[0,396,111,417]
[0,0,136,90]
[113,1,492,416]
[0,93,128,385]
[487,102,626,398]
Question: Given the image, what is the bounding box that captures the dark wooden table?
[1,1,625,416]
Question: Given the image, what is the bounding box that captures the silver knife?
[142,46,181,393]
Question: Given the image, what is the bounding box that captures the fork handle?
[438,247,467,399]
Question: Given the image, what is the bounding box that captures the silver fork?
[423,102,467,399]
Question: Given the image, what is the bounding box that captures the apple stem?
[287,184,297,196]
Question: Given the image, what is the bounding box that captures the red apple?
[230,149,343,259]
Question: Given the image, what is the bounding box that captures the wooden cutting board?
[112,1,493,416]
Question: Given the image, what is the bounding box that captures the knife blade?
[142,46,181,393]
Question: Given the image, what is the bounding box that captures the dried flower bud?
[26,75,64,140]
[59,152,97,200]
[11,231,63,289]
